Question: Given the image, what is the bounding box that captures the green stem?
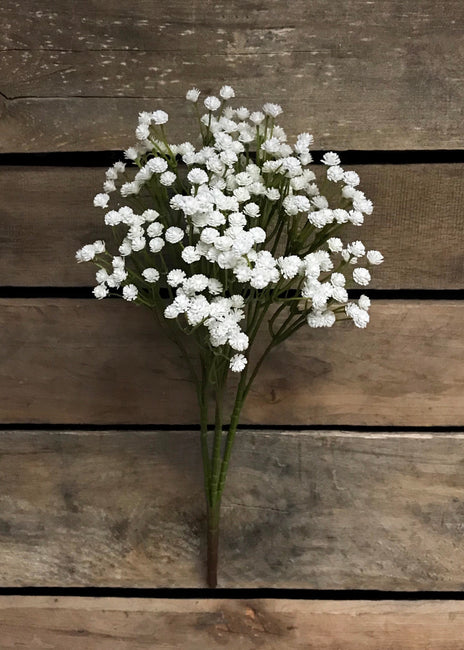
[209,363,227,505]
[199,359,211,501]
[206,499,221,588]
[216,370,248,498]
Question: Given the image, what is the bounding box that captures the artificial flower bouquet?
[77,85,383,587]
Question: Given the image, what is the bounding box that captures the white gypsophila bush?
[77,85,384,587]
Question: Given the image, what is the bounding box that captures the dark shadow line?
[0,424,462,433]
[0,288,463,300]
[0,150,463,167]
[0,587,463,600]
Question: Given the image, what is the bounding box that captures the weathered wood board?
[2,598,464,649]
[1,429,464,588]
[0,299,462,426]
[1,0,463,151]
[1,164,463,288]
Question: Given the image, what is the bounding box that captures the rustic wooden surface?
[1,429,464,589]
[1,299,462,426]
[2,163,463,288]
[2,598,464,649]
[1,0,463,636]
[1,0,463,151]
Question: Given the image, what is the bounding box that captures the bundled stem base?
[207,506,220,588]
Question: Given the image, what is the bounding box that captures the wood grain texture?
[0,0,463,151]
[1,299,463,426]
[2,429,464,588]
[2,164,463,288]
[2,598,464,649]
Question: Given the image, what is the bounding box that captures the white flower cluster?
[77,85,383,372]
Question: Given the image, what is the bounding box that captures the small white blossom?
[120,181,140,196]
[327,237,344,253]
[367,250,384,265]
[230,354,247,373]
[208,278,223,295]
[321,152,341,166]
[229,331,249,351]
[307,310,336,328]
[91,240,104,254]
[261,137,281,154]
[295,132,314,152]
[93,193,109,208]
[138,111,152,125]
[149,237,165,253]
[235,171,253,186]
[186,87,200,102]
[331,273,346,287]
[142,209,159,222]
[243,202,260,218]
[278,256,301,279]
[96,269,109,284]
[249,227,266,243]
[142,268,160,283]
[76,244,95,263]
[199,227,219,244]
[166,270,186,287]
[159,171,177,186]
[164,304,179,318]
[182,246,201,264]
[234,187,251,203]
[352,192,374,215]
[147,157,168,173]
[348,210,364,226]
[353,267,371,286]
[228,213,246,227]
[135,123,150,141]
[110,267,128,286]
[235,106,250,120]
[346,303,370,328]
[119,240,132,256]
[165,226,184,244]
[103,180,116,193]
[299,153,313,165]
[122,284,138,301]
[312,195,329,209]
[147,222,164,237]
[326,165,345,182]
[343,171,360,186]
[331,285,347,302]
[333,209,350,224]
[204,96,221,111]
[220,85,235,99]
[124,146,139,161]
[250,111,265,125]
[188,168,209,185]
[262,102,283,118]
[265,188,280,201]
[358,294,371,310]
[131,236,146,252]
[347,241,366,257]
[184,274,209,294]
[93,284,108,300]
[151,110,169,125]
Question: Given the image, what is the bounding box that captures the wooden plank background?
[0,1,463,151]
[1,300,463,426]
[1,0,464,644]
[2,598,464,649]
[1,164,463,288]
[2,429,464,589]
